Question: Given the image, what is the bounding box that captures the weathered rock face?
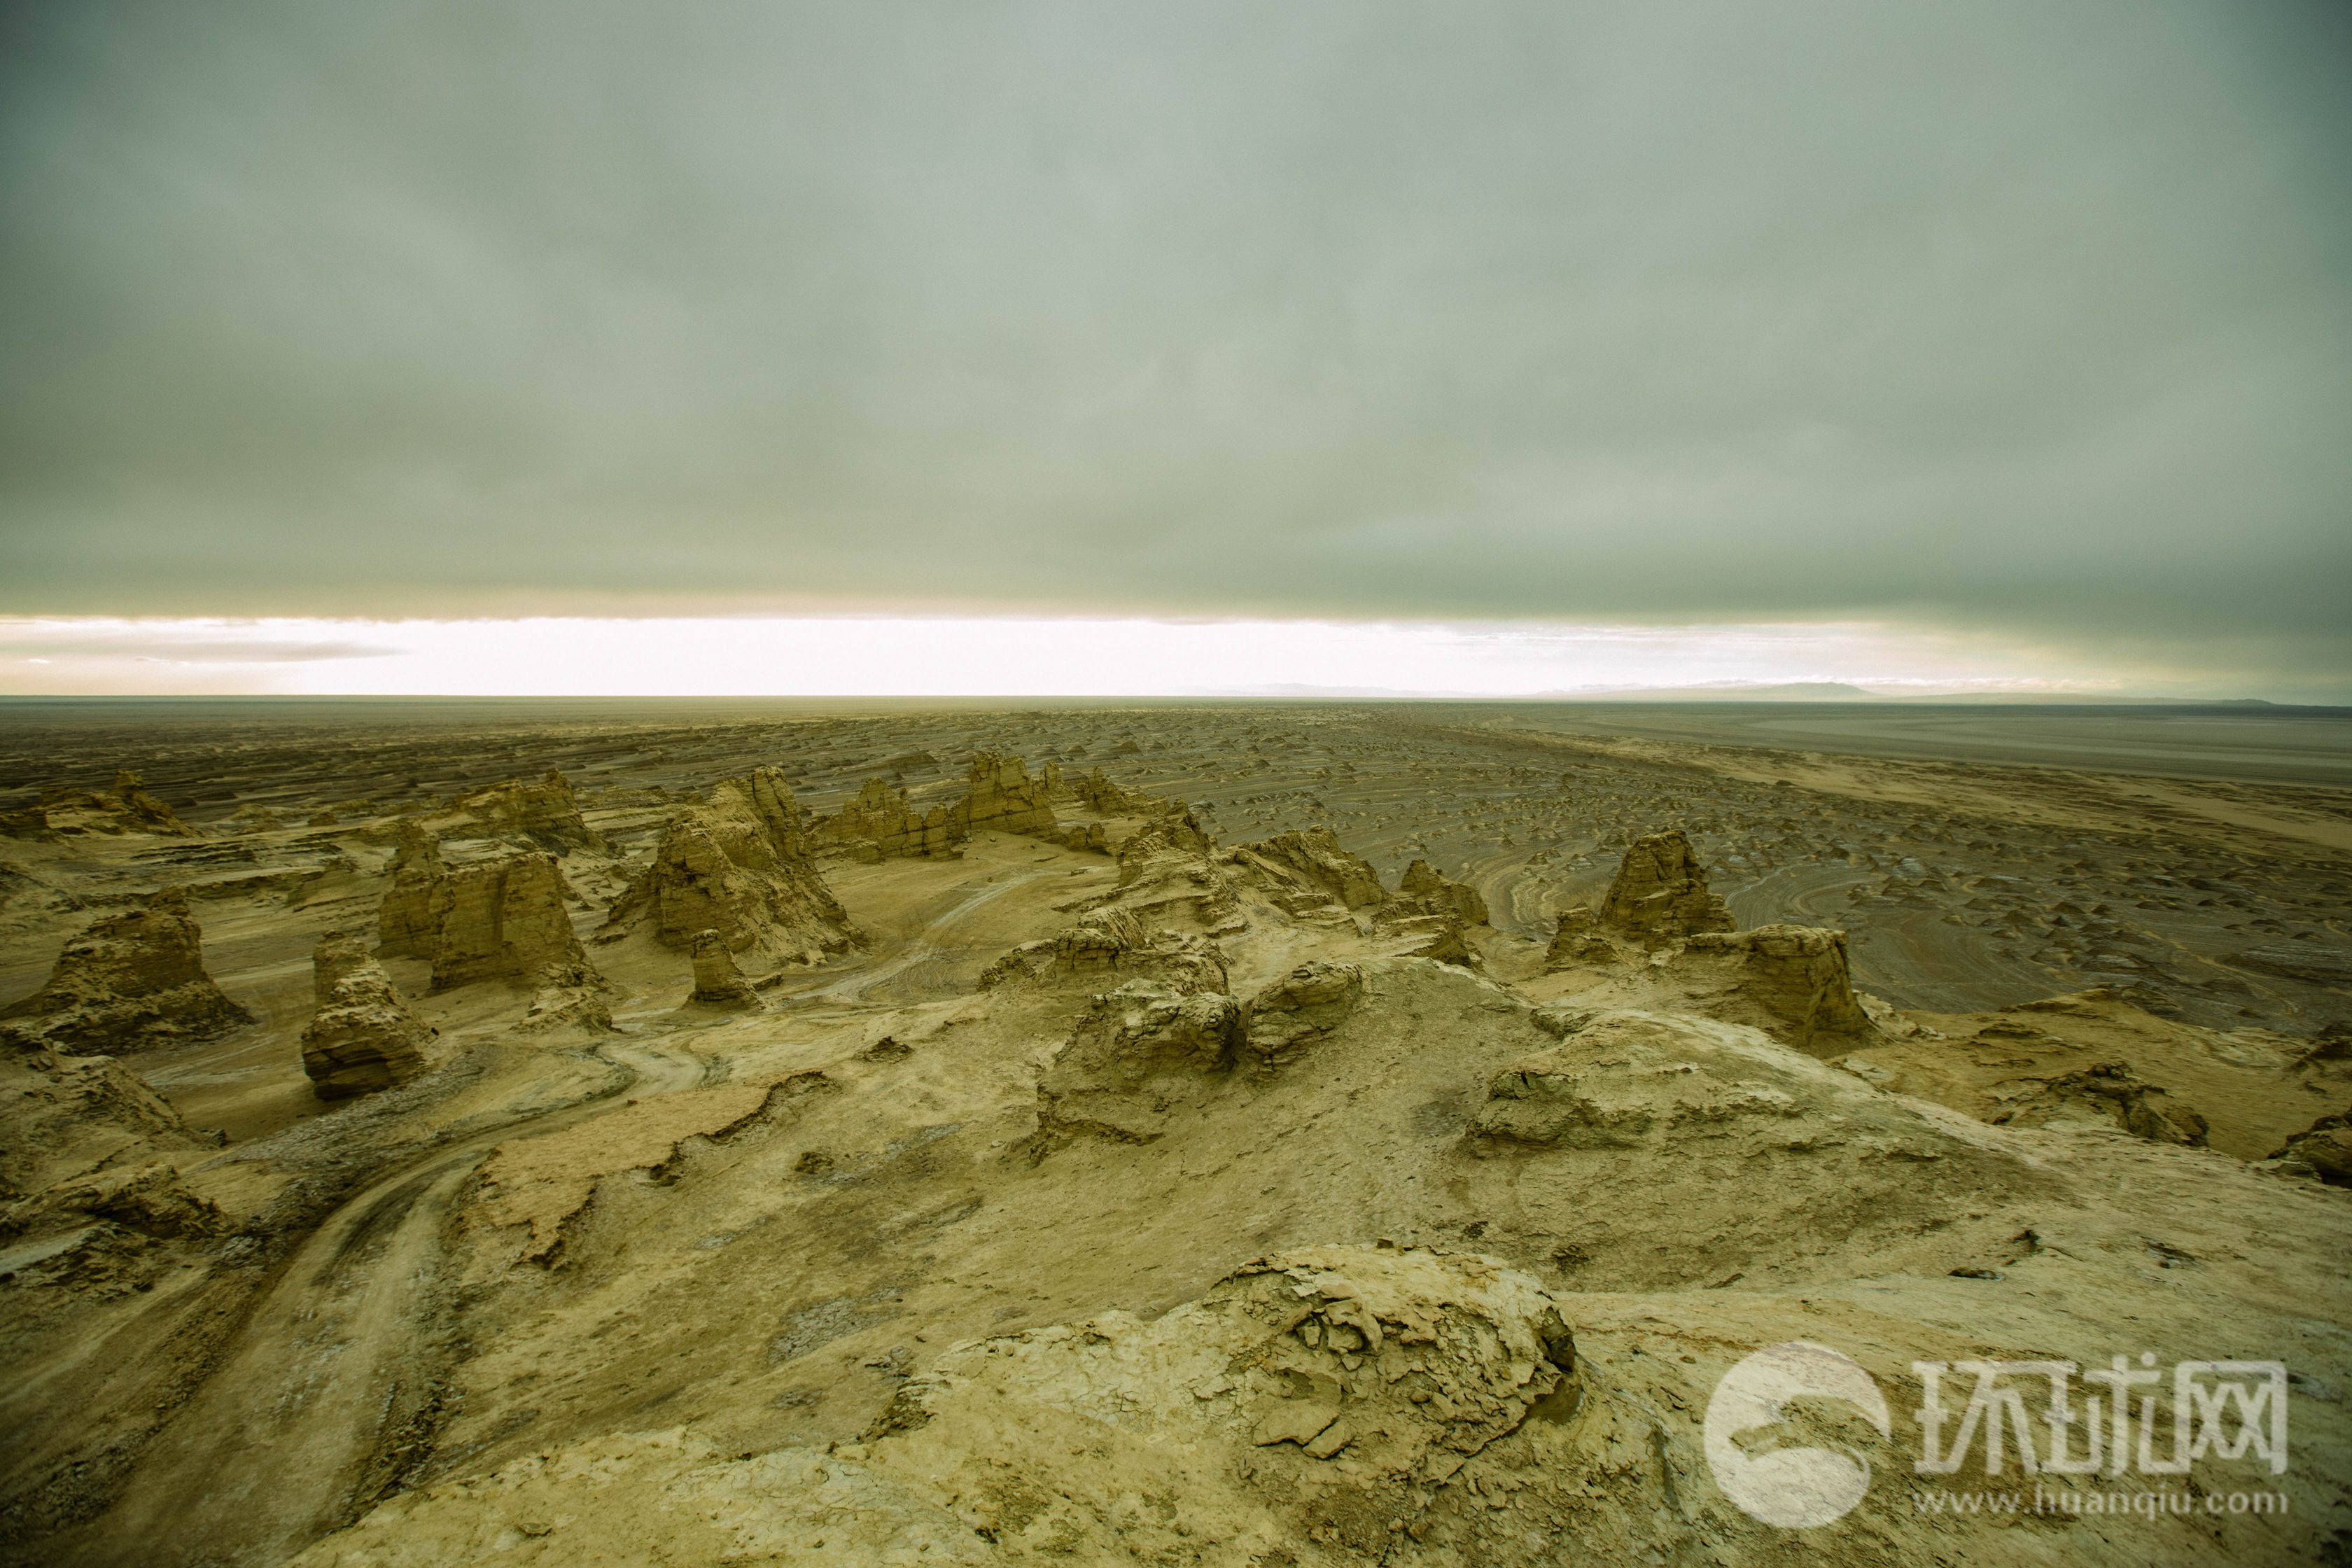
[1030,979,1246,1146]
[813,778,960,860]
[0,888,251,1053]
[299,933,435,1099]
[1243,961,1364,1065]
[1396,859,1489,925]
[1465,1009,2049,1280]
[2269,1110,2352,1184]
[1543,905,1614,968]
[435,769,601,850]
[1068,766,1162,816]
[1225,826,1389,914]
[816,754,1115,860]
[601,767,860,966]
[1,1159,225,1250]
[0,1023,227,1275]
[1376,861,1488,966]
[688,928,762,1009]
[1068,808,1239,949]
[1595,830,1733,944]
[1,1044,206,1214]
[0,770,195,840]
[872,1246,1576,1542]
[979,908,1229,995]
[1667,924,1876,1054]
[376,820,445,958]
[516,983,616,1035]
[1989,1060,2211,1146]
[283,1247,1577,1568]
[1035,820,1110,854]
[431,853,596,990]
[949,752,1056,837]
[1116,809,1216,886]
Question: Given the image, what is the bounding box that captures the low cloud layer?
[2,2,2346,695]
[0,615,2164,700]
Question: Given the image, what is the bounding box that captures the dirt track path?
[62,1038,716,1568]
[797,868,1051,1005]
[61,864,1040,1568]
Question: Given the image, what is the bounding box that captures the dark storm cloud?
[1,2,2346,678]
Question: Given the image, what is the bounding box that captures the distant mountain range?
[1539,683,2277,704]
[1209,680,2278,704]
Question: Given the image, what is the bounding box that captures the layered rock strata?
[813,778,960,860]
[1,771,195,840]
[602,767,860,966]
[431,853,597,990]
[0,888,251,1053]
[1665,924,1877,1054]
[376,820,445,958]
[299,932,435,1098]
[434,769,601,850]
[688,928,762,1009]
[1595,829,1733,944]
[1224,827,1389,914]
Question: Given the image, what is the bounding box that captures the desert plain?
[1,698,2347,1567]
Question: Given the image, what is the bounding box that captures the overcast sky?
[1,1,2346,697]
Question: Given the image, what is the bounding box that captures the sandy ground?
[0,701,2346,1566]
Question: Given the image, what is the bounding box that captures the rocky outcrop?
[1987,1060,2211,1146]
[1376,861,1487,966]
[813,778,960,860]
[0,888,251,1053]
[1035,820,1111,853]
[282,1247,1577,1568]
[1024,961,1365,1149]
[980,908,1229,995]
[1595,830,1732,945]
[434,769,601,850]
[872,1245,1576,1534]
[516,983,616,1035]
[816,755,1128,860]
[1,1158,225,1247]
[2269,1110,2352,1184]
[1030,980,1246,1147]
[1665,925,1876,1054]
[601,767,860,966]
[1224,826,1388,915]
[1464,1009,2045,1271]
[688,928,762,1009]
[0,995,224,1280]
[1068,766,1163,816]
[948,752,1055,837]
[1,770,195,840]
[1082,808,1238,939]
[1,1045,206,1210]
[299,933,434,1098]
[379,822,600,993]
[1543,905,1614,967]
[1116,809,1215,885]
[431,853,596,990]
[1396,859,1488,925]
[1242,961,1364,1066]
[376,820,444,958]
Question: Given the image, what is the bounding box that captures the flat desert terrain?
[1,699,2346,1565]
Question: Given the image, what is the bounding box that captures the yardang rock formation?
[298,933,435,1098]
[0,888,251,1054]
[602,766,860,967]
